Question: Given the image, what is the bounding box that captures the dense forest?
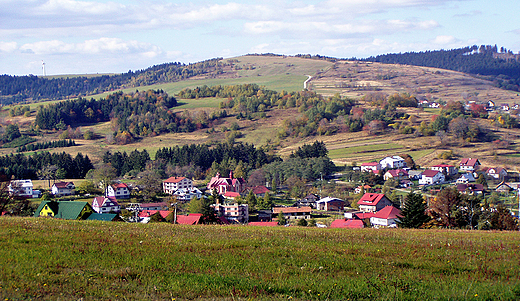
[0,152,92,180]
[362,45,520,91]
[0,58,225,105]
[34,90,215,142]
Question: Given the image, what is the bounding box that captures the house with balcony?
[163,176,193,195]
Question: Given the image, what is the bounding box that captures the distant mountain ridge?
[362,45,520,92]
[2,45,520,105]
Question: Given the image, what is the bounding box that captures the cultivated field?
[1,217,520,300]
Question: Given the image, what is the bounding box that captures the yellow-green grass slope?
[1,217,520,300]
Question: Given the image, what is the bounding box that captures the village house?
[330,218,364,229]
[106,183,131,199]
[456,183,484,195]
[172,187,203,201]
[127,202,170,212]
[407,170,422,180]
[379,156,406,169]
[207,171,246,195]
[456,172,476,184]
[485,167,508,180]
[162,176,193,195]
[246,186,271,198]
[212,203,249,224]
[176,213,202,225]
[418,170,445,185]
[495,181,514,193]
[360,162,381,173]
[34,200,93,220]
[431,164,458,177]
[370,206,402,228]
[51,181,75,197]
[92,196,121,214]
[8,179,36,198]
[354,185,371,194]
[86,213,121,222]
[316,197,346,211]
[459,158,481,172]
[299,194,319,208]
[383,169,408,181]
[272,206,312,220]
[357,193,393,213]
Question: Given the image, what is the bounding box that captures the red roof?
[163,176,187,183]
[330,219,364,228]
[224,191,241,198]
[373,206,402,219]
[460,158,480,167]
[248,221,278,227]
[421,170,440,177]
[386,169,408,177]
[112,183,129,189]
[176,213,202,225]
[53,181,74,188]
[139,210,172,218]
[250,186,270,195]
[358,193,386,206]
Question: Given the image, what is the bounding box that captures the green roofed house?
[34,200,93,220]
[86,213,121,222]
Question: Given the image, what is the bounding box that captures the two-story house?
[106,183,130,199]
[51,181,75,197]
[459,158,481,172]
[418,170,445,185]
[92,196,121,213]
[162,176,193,195]
[379,156,406,169]
[357,193,394,213]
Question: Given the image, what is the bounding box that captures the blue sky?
[1,0,519,75]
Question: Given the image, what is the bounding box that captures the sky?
[1,0,519,75]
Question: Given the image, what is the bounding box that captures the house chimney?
[229,171,233,179]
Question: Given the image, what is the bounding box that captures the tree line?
[0,58,228,105]
[0,152,92,180]
[362,45,520,92]
[17,139,76,153]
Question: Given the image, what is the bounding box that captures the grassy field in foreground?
[1,217,520,300]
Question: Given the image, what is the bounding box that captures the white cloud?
[0,41,17,52]
[19,38,162,57]
[431,35,458,45]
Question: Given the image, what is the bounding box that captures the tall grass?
[1,217,520,300]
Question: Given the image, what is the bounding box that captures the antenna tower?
[42,60,46,76]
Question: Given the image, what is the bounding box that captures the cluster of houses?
[359,155,512,195]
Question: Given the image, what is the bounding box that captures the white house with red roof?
[485,167,508,180]
[162,176,193,194]
[459,158,481,172]
[379,156,406,169]
[383,169,408,181]
[106,183,130,199]
[92,196,121,213]
[370,206,402,228]
[51,181,75,197]
[360,162,381,173]
[207,171,246,195]
[419,170,445,185]
[431,164,457,176]
[357,193,393,213]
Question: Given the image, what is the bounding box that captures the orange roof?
[163,176,187,183]
[272,206,312,214]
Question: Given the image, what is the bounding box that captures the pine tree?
[397,191,430,228]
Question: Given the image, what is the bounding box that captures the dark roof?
[86,213,119,221]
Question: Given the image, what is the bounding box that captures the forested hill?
[0,58,225,105]
[363,45,520,92]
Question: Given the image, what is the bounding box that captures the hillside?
[1,54,520,173]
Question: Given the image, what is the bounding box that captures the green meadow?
[1,217,520,300]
